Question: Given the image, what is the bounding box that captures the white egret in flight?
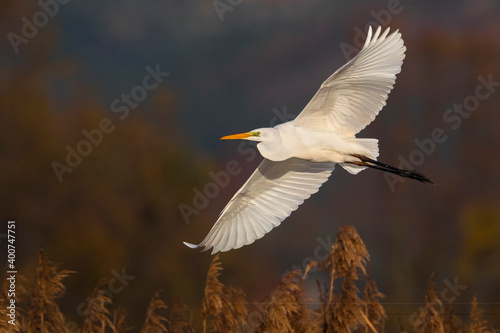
[184,26,433,254]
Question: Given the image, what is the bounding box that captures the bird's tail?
[348,154,434,184]
[340,138,379,175]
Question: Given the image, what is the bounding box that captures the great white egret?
[184,26,433,254]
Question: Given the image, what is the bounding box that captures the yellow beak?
[220,132,253,140]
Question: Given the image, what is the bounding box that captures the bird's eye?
[252,131,261,137]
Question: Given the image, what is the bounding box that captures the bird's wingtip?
[183,242,199,249]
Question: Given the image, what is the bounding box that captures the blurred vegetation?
[0,0,216,326]
[1,0,500,330]
[1,226,497,332]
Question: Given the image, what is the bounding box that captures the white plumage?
[294,26,405,136]
[184,26,432,254]
[185,158,334,253]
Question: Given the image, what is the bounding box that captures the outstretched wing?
[294,26,406,137]
[184,158,335,254]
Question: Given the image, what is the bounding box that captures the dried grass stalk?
[362,276,386,332]
[413,279,444,333]
[24,250,73,333]
[6,227,500,333]
[324,225,370,280]
[470,295,492,333]
[201,255,248,332]
[169,299,195,333]
[331,266,366,332]
[441,305,463,333]
[141,290,169,333]
[257,270,319,333]
[112,308,128,333]
[316,226,371,333]
[82,282,115,333]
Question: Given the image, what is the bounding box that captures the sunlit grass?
[1,227,496,332]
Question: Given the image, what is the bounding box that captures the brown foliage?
[257,270,319,333]
[413,279,445,333]
[324,225,370,279]
[3,227,499,333]
[362,276,387,332]
[201,255,248,332]
[169,299,195,333]
[470,295,493,333]
[308,225,376,333]
[24,249,74,333]
[82,283,116,333]
[113,309,129,333]
[442,306,464,333]
[141,291,169,333]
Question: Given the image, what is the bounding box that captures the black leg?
[348,154,434,184]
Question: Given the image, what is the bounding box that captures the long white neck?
[256,122,295,162]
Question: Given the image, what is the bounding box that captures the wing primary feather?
[220,217,237,252]
[364,26,373,47]
[294,26,406,136]
[240,215,251,248]
[183,242,199,249]
[249,206,276,231]
[246,209,269,236]
[241,214,258,245]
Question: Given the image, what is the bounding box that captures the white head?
[221,128,285,161]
